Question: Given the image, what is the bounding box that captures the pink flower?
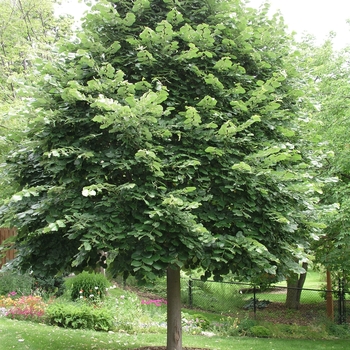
[141,298,167,306]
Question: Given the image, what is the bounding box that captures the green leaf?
[231,162,252,173]
[83,242,92,251]
[205,146,224,156]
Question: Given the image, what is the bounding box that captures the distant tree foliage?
[0,0,73,205]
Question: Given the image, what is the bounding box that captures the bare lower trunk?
[167,265,182,350]
[326,269,334,320]
[285,262,308,309]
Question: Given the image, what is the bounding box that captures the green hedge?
[46,302,114,331]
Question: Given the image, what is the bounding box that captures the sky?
[247,0,350,49]
[56,0,350,49]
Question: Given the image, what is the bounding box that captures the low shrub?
[237,317,258,335]
[212,316,240,336]
[182,312,211,334]
[46,302,114,331]
[215,316,258,337]
[33,275,66,298]
[243,298,271,310]
[67,272,110,302]
[249,325,272,338]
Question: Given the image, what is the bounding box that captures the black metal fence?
[181,277,350,325]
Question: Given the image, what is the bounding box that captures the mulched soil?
[257,302,320,325]
[255,301,347,325]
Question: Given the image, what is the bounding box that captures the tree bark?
[326,269,334,320]
[167,265,182,350]
[285,262,308,309]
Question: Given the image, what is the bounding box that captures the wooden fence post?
[0,227,17,268]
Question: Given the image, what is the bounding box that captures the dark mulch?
[256,302,327,325]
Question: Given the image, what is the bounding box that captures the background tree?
[282,34,350,310]
[279,36,334,309]
[0,0,325,348]
[301,38,350,280]
[0,0,73,205]
[0,0,73,101]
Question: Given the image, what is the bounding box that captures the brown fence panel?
[0,227,17,268]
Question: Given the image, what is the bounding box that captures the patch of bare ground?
[256,302,326,325]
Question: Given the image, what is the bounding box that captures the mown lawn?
[0,317,349,350]
[272,270,324,289]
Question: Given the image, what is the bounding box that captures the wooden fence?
[0,227,17,269]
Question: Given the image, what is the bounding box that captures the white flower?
[94,286,98,290]
[120,295,125,299]
[89,294,94,298]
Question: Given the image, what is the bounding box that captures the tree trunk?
[285,262,308,309]
[167,265,182,350]
[326,269,334,320]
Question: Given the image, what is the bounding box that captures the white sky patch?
[55,0,350,49]
[247,0,350,48]
[54,0,89,22]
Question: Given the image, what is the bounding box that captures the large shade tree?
[1,0,323,348]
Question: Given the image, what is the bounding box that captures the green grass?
[0,317,349,350]
[254,289,323,304]
[274,270,325,289]
[252,269,325,304]
[179,269,327,313]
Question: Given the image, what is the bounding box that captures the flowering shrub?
[5,295,48,322]
[0,295,16,308]
[67,272,109,302]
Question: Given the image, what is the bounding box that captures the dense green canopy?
[1,0,321,284]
